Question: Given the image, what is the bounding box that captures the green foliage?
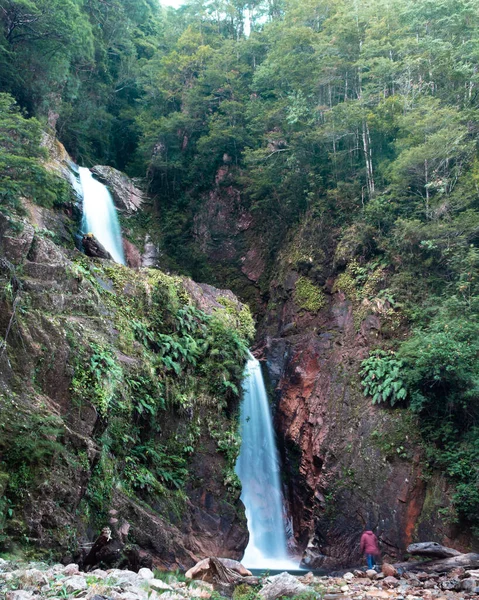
[360,350,407,406]
[294,277,326,312]
[0,93,70,208]
[233,584,260,600]
[0,402,66,521]
[399,311,479,415]
[71,342,124,417]
[216,297,256,343]
[2,0,479,546]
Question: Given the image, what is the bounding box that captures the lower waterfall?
[79,167,125,265]
[235,353,297,569]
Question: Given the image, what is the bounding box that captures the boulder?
[141,235,158,267]
[123,239,142,269]
[461,577,479,592]
[91,165,144,214]
[259,572,313,600]
[382,576,399,588]
[440,577,461,591]
[82,233,113,260]
[63,575,88,593]
[107,569,142,587]
[366,569,378,579]
[62,563,80,576]
[382,563,398,577]
[138,568,155,581]
[21,568,48,586]
[149,579,173,592]
[6,592,34,600]
[407,542,461,559]
[185,557,252,581]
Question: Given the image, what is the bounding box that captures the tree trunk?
[407,542,462,559]
[362,119,375,197]
[399,553,479,574]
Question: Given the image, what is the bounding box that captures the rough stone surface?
[0,192,248,569]
[91,165,144,214]
[185,557,252,580]
[138,568,154,580]
[6,592,34,600]
[1,560,479,600]
[149,579,173,592]
[63,575,88,592]
[259,572,312,600]
[141,235,158,268]
[123,239,142,269]
[407,542,461,559]
[382,564,399,577]
[63,563,80,576]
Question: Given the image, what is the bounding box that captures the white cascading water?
[79,167,125,265]
[235,353,297,570]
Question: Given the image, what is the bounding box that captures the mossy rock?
[294,276,326,312]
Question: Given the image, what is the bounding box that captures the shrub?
[360,350,407,406]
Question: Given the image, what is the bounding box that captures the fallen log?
[398,553,479,574]
[407,542,461,559]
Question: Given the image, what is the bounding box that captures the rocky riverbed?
[1,559,479,600]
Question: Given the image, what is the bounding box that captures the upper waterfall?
[79,167,125,265]
[235,353,297,570]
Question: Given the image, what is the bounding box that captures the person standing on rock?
[360,529,380,569]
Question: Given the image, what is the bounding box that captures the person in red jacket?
[360,529,380,569]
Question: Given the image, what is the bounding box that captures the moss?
[216,296,256,342]
[294,276,326,312]
[333,271,357,299]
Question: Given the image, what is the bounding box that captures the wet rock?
[300,546,327,569]
[259,572,313,600]
[141,235,158,267]
[91,166,144,214]
[82,233,113,260]
[123,239,142,269]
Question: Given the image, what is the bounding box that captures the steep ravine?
[176,164,476,568]
[0,144,252,568]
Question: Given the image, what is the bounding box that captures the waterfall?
[235,353,297,569]
[79,167,125,265]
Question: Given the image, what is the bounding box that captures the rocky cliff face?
[0,147,251,569]
[261,218,474,567]
[177,167,474,568]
